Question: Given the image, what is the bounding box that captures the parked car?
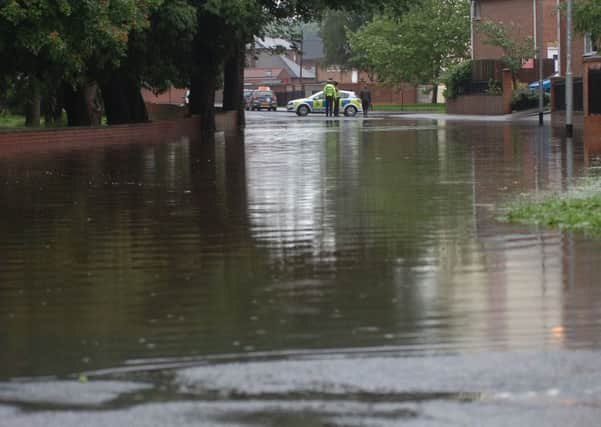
[528,78,551,92]
[247,87,278,111]
[286,90,362,117]
[243,89,253,108]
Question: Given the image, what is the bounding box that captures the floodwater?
[1,112,601,426]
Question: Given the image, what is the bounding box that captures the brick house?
[471,0,565,73]
[471,0,599,111]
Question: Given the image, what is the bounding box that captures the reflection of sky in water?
[244,118,601,351]
[245,123,360,258]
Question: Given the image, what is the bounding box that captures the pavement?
[258,107,563,124]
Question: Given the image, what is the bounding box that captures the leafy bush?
[443,60,472,99]
[485,79,502,95]
[511,90,549,111]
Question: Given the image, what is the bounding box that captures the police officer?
[323,78,336,117]
[359,84,371,117]
[333,81,340,117]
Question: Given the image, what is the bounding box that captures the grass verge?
[502,179,601,235]
[0,114,25,128]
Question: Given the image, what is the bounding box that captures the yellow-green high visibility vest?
[324,83,336,97]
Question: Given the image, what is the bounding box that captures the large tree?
[97,0,197,125]
[319,9,372,69]
[348,0,470,102]
[573,0,601,48]
[0,0,161,126]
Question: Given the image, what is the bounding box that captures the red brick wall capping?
[0,111,239,154]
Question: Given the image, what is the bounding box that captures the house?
[471,0,565,73]
[246,36,316,88]
[470,0,599,112]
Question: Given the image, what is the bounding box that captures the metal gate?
[552,77,583,111]
[589,70,601,114]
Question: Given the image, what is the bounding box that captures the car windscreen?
[254,91,273,97]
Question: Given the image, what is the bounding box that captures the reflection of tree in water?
[0,133,262,378]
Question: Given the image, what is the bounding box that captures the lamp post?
[299,25,304,97]
[566,0,574,137]
[537,0,544,125]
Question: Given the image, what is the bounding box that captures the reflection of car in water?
[287,90,362,117]
[247,87,278,111]
[528,79,551,92]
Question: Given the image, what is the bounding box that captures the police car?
[287,90,362,117]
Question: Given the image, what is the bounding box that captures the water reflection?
[0,118,600,381]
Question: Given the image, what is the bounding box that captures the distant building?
[245,36,316,88]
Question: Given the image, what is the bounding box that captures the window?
[585,33,598,55]
[472,0,481,20]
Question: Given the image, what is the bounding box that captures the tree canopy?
[348,0,471,88]
[573,0,601,48]
[0,0,417,128]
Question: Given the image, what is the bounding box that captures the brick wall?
[474,0,584,77]
[583,56,601,116]
[0,112,239,155]
[338,83,417,104]
[446,94,506,115]
[141,87,187,105]
[584,116,601,166]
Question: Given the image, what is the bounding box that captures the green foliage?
[348,0,470,86]
[442,60,472,99]
[0,1,161,82]
[504,188,601,236]
[476,20,535,79]
[485,79,502,95]
[0,113,25,128]
[574,0,601,49]
[319,9,372,68]
[510,89,549,111]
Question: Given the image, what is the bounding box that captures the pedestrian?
[333,81,340,117]
[323,78,336,117]
[359,84,371,117]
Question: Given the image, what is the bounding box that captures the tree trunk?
[42,89,63,126]
[24,78,41,127]
[100,71,148,125]
[222,36,246,128]
[24,94,41,127]
[63,83,103,126]
[190,56,218,133]
[431,83,438,104]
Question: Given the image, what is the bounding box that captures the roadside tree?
[475,20,535,84]
[573,0,601,48]
[0,1,162,126]
[348,0,470,103]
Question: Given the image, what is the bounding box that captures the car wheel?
[344,106,358,117]
[297,105,310,116]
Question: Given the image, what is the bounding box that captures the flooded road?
[1,112,601,425]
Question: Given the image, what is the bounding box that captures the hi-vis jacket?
[323,83,336,97]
